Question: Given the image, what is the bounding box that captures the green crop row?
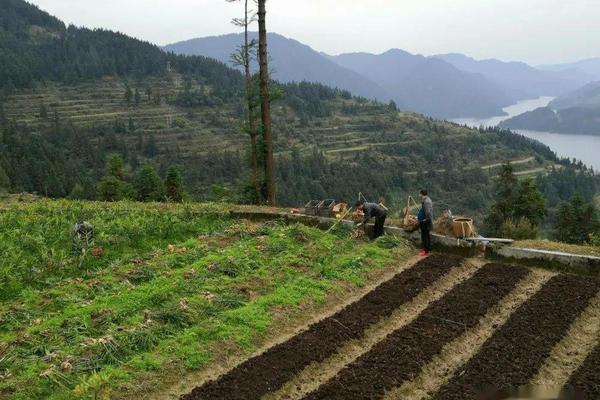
[0,199,412,399]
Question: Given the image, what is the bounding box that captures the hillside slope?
[550,81,600,110]
[500,106,600,136]
[501,82,600,135]
[1,0,598,217]
[1,71,573,214]
[0,198,414,399]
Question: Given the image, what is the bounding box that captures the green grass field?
[0,198,413,399]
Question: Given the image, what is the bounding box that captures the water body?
[452,96,555,128]
[516,130,600,171]
[451,96,600,171]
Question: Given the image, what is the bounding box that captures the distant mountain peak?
[165,32,596,119]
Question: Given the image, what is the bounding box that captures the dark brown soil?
[433,274,599,400]
[565,345,600,399]
[304,263,529,400]
[181,254,463,400]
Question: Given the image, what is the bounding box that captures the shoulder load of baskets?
[402,196,476,239]
[303,196,476,239]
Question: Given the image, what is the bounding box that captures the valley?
[1,1,600,399]
[453,96,600,171]
[1,73,565,215]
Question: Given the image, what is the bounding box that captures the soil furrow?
[384,268,555,400]
[530,292,600,393]
[433,273,600,400]
[304,262,529,400]
[564,345,600,399]
[181,254,463,400]
[265,259,485,400]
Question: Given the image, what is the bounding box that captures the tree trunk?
[243,0,261,204]
[257,0,276,205]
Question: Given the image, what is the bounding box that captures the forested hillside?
[0,0,241,95]
[500,106,600,135]
[1,0,599,222]
[550,81,600,110]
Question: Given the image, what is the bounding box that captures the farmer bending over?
[355,200,387,239]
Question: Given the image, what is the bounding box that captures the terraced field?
[2,75,554,175]
[181,255,600,400]
[2,75,249,157]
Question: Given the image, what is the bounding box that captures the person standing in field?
[355,200,387,239]
[418,189,433,256]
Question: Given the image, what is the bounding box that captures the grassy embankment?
[512,240,600,258]
[0,198,413,399]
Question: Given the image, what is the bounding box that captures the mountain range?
[539,58,600,81]
[433,53,591,100]
[165,33,594,119]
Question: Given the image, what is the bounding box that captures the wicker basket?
[318,199,336,217]
[304,200,321,216]
[452,218,475,238]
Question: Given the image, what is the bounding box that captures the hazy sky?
[29,0,600,65]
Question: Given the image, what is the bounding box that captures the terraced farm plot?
[3,75,549,170]
[567,345,600,399]
[0,199,414,400]
[182,258,600,400]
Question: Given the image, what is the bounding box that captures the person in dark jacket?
[417,189,433,256]
[355,200,387,239]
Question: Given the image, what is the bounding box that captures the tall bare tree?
[257,0,276,205]
[228,0,261,203]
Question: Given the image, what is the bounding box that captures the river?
[451,96,600,171]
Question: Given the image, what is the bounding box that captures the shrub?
[590,233,600,248]
[500,218,538,240]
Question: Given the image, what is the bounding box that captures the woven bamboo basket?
[452,218,475,238]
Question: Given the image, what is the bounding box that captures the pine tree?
[485,165,546,237]
[134,88,141,106]
[106,153,125,179]
[135,163,164,202]
[0,104,6,127]
[98,175,126,201]
[485,163,517,236]
[553,193,600,244]
[125,85,133,106]
[97,154,132,201]
[495,163,518,217]
[257,0,276,205]
[39,104,48,119]
[513,178,547,227]
[128,117,135,132]
[553,200,574,243]
[68,183,86,200]
[228,0,262,204]
[165,165,184,202]
[3,78,15,97]
[144,135,159,158]
[0,164,10,193]
[97,154,133,201]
